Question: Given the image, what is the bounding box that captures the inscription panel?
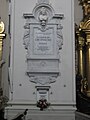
[30,25,57,59]
[33,28,54,55]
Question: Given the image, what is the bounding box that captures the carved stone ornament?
[23,0,64,85]
[32,3,54,27]
[27,73,58,85]
[38,0,49,4]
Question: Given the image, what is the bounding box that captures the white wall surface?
[9,0,75,109]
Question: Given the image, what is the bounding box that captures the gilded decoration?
[0,21,4,33]
[0,20,6,109]
[79,0,90,16]
[0,20,6,67]
[76,0,90,96]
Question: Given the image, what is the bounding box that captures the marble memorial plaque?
[33,27,54,55]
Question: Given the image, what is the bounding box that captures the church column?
[77,32,85,78]
[85,32,90,92]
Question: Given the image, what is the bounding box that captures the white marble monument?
[23,1,63,86]
[5,0,76,120]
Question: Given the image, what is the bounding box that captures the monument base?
[4,102,76,120]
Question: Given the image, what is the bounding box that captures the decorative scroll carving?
[23,23,30,49]
[57,24,63,50]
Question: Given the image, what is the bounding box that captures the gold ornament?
[0,21,4,33]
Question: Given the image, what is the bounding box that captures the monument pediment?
[32,3,54,23]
